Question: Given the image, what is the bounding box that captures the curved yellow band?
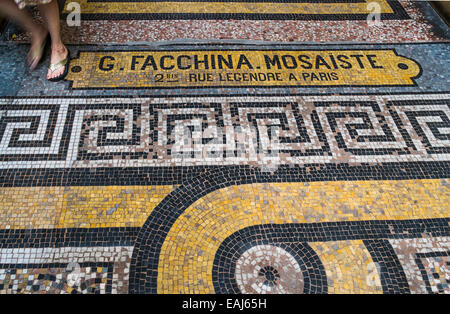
[158,179,449,293]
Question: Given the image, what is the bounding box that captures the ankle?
[51,43,66,54]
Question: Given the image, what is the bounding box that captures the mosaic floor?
[0,0,449,295]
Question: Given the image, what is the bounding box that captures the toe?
[47,67,63,80]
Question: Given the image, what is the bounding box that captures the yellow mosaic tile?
[65,0,394,15]
[0,187,64,229]
[0,185,175,229]
[309,240,383,294]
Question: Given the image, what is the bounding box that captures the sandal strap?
[48,57,68,73]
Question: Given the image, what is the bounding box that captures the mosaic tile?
[0,263,113,294]
[62,0,408,20]
[0,186,174,229]
[0,246,133,294]
[150,180,448,294]
[389,237,450,294]
[1,94,449,173]
[65,49,422,89]
[11,1,449,44]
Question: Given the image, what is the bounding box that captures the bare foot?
[47,44,68,80]
[27,26,48,71]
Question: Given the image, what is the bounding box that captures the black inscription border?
[66,47,421,90]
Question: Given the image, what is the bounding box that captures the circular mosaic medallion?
[235,245,304,294]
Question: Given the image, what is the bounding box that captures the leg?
[0,0,48,69]
[0,0,37,33]
[38,0,68,80]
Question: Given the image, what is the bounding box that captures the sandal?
[47,49,70,82]
[27,32,50,71]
